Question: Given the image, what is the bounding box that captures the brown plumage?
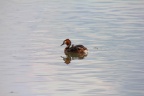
[61,39,88,54]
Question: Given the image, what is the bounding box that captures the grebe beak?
[61,42,64,46]
[61,40,66,46]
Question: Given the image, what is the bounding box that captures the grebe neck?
[67,44,71,48]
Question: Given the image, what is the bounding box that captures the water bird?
[61,39,88,54]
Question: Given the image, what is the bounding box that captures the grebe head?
[61,39,71,47]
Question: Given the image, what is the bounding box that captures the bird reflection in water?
[61,53,88,64]
[61,39,88,64]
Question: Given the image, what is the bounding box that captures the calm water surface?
[0,0,144,96]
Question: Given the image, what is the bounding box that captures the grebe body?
[61,39,88,54]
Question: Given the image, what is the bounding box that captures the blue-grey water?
[0,0,144,96]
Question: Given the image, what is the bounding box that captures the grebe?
[61,39,88,54]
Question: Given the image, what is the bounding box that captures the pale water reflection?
[0,0,144,96]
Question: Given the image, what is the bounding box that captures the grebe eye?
[64,41,67,44]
